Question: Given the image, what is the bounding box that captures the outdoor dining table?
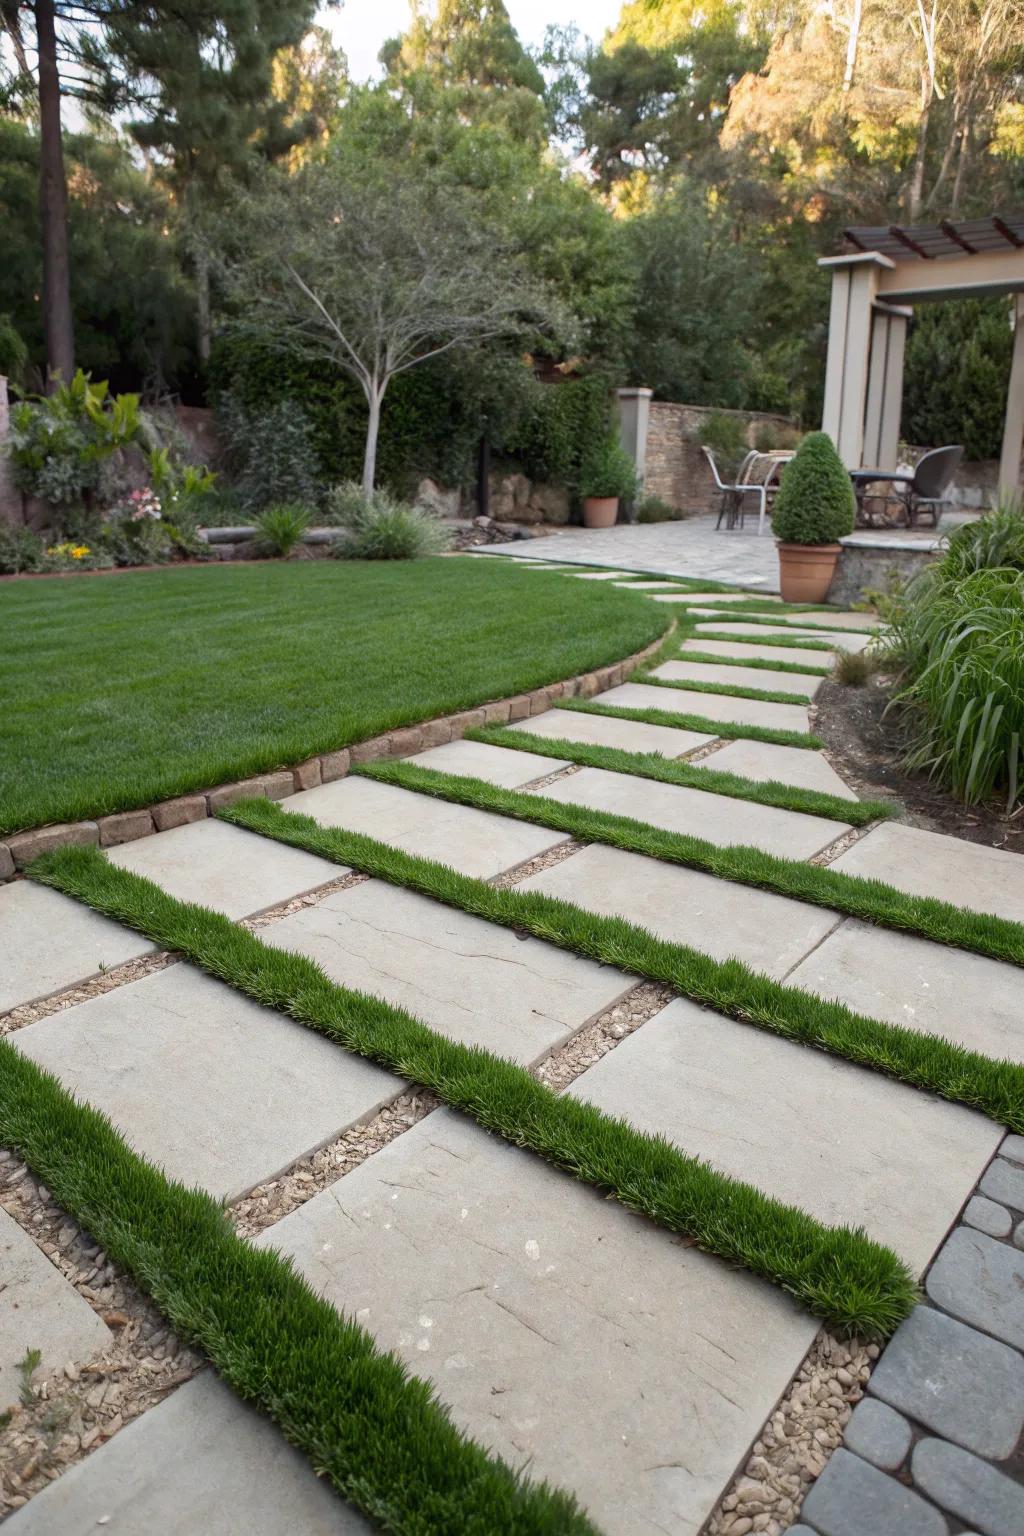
[849,468,914,527]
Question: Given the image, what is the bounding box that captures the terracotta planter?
[776,541,842,603]
[582,496,619,529]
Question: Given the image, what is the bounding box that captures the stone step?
[649,591,784,605]
[693,622,871,653]
[256,1106,818,1536]
[651,658,823,699]
[569,569,632,579]
[829,821,1024,925]
[0,881,155,1016]
[778,610,879,632]
[611,580,691,591]
[595,681,813,734]
[409,738,568,788]
[12,964,400,1202]
[517,842,839,980]
[511,706,714,758]
[569,999,998,1274]
[697,739,860,801]
[282,777,571,879]
[261,879,635,1066]
[527,764,850,860]
[109,818,340,920]
[680,637,837,670]
[786,917,1024,1064]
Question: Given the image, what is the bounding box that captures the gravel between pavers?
[0,950,179,1037]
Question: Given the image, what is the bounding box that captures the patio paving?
[511,706,714,757]
[698,739,860,800]
[0,880,155,1015]
[652,658,823,698]
[410,738,568,788]
[596,680,813,733]
[830,821,1024,924]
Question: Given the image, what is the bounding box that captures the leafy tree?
[903,298,1015,461]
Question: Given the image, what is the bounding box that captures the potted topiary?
[579,432,637,528]
[771,431,856,601]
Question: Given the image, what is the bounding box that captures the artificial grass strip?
[0,1046,596,1535]
[633,670,814,705]
[561,697,825,750]
[28,848,915,1339]
[221,797,1024,1140]
[674,649,831,679]
[694,630,839,655]
[357,759,1024,970]
[466,724,893,826]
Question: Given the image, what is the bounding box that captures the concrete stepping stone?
[528,764,849,860]
[3,1371,367,1534]
[283,777,571,879]
[681,637,837,669]
[0,881,156,1015]
[779,609,879,631]
[693,621,871,653]
[786,918,1024,1063]
[570,569,632,579]
[257,1107,818,1536]
[596,681,812,733]
[511,707,714,758]
[408,738,567,788]
[262,880,634,1066]
[1,1209,112,1409]
[650,592,782,604]
[518,842,839,980]
[568,999,999,1274]
[12,965,400,1202]
[611,580,689,590]
[830,821,1024,925]
[109,818,339,920]
[699,739,859,800]
[652,658,823,698]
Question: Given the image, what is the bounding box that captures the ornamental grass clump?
[772,432,856,545]
[330,488,452,560]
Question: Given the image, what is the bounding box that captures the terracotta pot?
[582,496,619,529]
[776,541,842,603]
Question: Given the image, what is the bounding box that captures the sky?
[320,0,623,82]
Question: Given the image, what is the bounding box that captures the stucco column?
[0,377,21,528]
[863,305,910,469]
[1000,295,1024,497]
[616,387,653,492]
[819,253,894,468]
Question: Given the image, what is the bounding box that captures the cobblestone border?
[0,628,671,881]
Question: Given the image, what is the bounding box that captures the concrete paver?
[569,999,999,1274]
[518,842,839,979]
[0,1209,112,1408]
[595,680,812,733]
[281,776,571,879]
[409,738,568,788]
[695,622,871,653]
[779,610,878,632]
[529,764,850,859]
[262,879,635,1065]
[512,706,714,757]
[258,1107,818,1536]
[12,964,400,1201]
[830,821,1024,924]
[109,818,339,919]
[699,739,859,800]
[652,658,823,698]
[0,880,155,1015]
[680,637,835,669]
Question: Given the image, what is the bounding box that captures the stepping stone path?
[4,584,1021,1536]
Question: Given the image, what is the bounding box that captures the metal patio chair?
[892,445,964,528]
[703,446,769,535]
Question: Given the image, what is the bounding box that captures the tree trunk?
[950,114,972,214]
[35,0,74,388]
[842,0,863,91]
[907,96,930,221]
[194,239,211,366]
[362,384,384,496]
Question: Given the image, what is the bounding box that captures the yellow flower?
[71,545,90,559]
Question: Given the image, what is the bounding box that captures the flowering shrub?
[47,542,93,560]
[108,487,162,523]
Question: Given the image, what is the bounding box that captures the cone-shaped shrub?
[772,432,856,545]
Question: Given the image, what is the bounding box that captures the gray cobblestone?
[912,1438,1024,1536]
[999,1133,1024,1165]
[963,1195,1013,1238]
[799,1448,949,1536]
[842,1397,912,1471]
[926,1228,1024,1351]
[1015,1221,1024,1251]
[979,1157,1024,1211]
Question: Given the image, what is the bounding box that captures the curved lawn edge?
[0,1044,597,1535]
[29,845,917,1338]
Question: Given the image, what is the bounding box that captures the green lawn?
[0,558,666,835]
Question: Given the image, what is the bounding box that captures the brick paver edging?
[0,625,673,881]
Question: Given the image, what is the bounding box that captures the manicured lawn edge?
[221,797,1023,1139]
[357,759,1024,969]
[466,725,894,826]
[27,848,914,1337]
[634,669,813,705]
[0,1044,596,1534]
[674,649,831,679]
[694,630,838,654]
[561,697,825,750]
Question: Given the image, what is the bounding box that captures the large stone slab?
[785,918,1024,1062]
[13,965,400,1201]
[652,592,783,605]
[529,764,850,860]
[3,1371,366,1534]
[698,739,859,800]
[652,658,823,698]
[512,707,713,758]
[409,738,568,788]
[0,1209,112,1408]
[830,821,1024,924]
[571,569,632,579]
[680,637,836,669]
[596,681,812,733]
[518,842,839,980]
[693,622,871,653]
[282,777,570,879]
[613,580,691,591]
[926,1227,1024,1351]
[262,880,634,1065]
[258,1108,818,1536]
[780,610,879,631]
[0,880,155,1015]
[569,1000,998,1273]
[109,817,340,919]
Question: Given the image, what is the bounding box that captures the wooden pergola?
[819,215,1024,494]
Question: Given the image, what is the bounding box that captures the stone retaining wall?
[0,625,672,881]
[643,403,795,514]
[827,535,941,607]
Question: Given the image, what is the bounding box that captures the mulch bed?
[812,675,1024,855]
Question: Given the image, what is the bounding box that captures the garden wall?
[642,403,794,513]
